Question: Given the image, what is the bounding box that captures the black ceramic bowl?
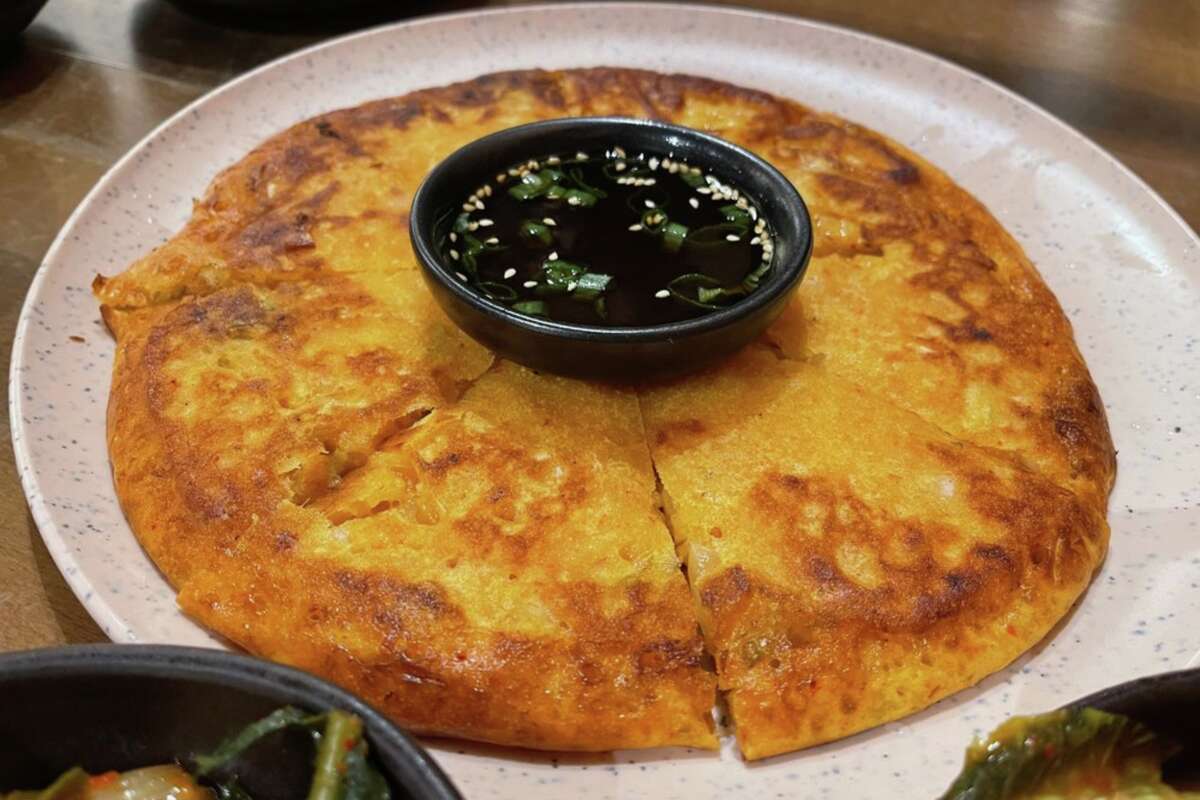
[1,0,49,38]
[1069,666,1200,785]
[409,117,812,381]
[0,645,461,799]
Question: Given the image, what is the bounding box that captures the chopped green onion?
[593,297,608,319]
[508,169,556,200]
[666,273,742,310]
[452,213,472,234]
[563,188,599,207]
[719,204,752,228]
[536,259,587,294]
[679,170,706,188]
[513,300,548,316]
[478,281,519,301]
[661,221,689,254]
[686,223,749,247]
[519,219,554,246]
[571,272,612,301]
[742,260,771,290]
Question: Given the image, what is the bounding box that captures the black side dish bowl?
[0,644,461,800]
[410,117,812,381]
[1068,666,1200,785]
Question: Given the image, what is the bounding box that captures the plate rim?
[9,0,1198,646]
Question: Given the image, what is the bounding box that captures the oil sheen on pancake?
[95,67,1114,758]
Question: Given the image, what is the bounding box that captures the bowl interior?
[0,646,459,800]
[1070,667,1200,785]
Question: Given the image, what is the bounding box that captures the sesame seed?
[495,173,506,182]
[736,198,748,209]
[749,207,758,220]
[542,217,557,226]
[526,159,538,170]
[645,199,656,208]
[706,175,719,185]
[449,249,460,260]
[485,237,499,245]
[726,234,741,242]
[612,146,626,158]
[567,196,581,205]
[628,223,643,231]
[644,178,656,186]
[449,232,457,242]
[566,281,578,292]
[456,272,468,281]
[508,168,521,177]
[649,157,660,170]
[576,151,588,160]
[546,155,561,165]
[503,268,517,279]
[750,237,761,245]
[668,163,679,173]
[689,197,699,209]
[523,280,538,288]
[482,184,493,197]
[468,222,479,231]
[468,194,479,204]
[615,161,627,172]
[477,218,494,227]
[655,289,670,299]
[548,251,559,261]
[696,187,712,195]
[475,201,486,210]
[462,203,474,212]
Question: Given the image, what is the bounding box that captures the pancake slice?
[174,361,717,750]
[753,116,1114,507]
[640,347,1108,760]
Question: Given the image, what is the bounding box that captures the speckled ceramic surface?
[11,4,1200,796]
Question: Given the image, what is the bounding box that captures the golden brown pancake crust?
[96,67,1113,757]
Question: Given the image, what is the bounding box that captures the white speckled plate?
[11,4,1200,796]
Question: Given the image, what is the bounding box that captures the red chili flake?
[344,737,356,751]
[1006,625,1018,636]
[88,771,121,788]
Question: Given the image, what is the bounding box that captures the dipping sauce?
[439,147,774,326]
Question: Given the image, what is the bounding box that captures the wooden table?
[1,0,1197,652]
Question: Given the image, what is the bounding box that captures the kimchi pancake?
[96,67,1113,756]
[640,346,1108,759]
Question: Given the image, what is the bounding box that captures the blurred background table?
[1,0,1197,651]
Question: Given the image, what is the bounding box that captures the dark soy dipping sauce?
[439,147,774,327]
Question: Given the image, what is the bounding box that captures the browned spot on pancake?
[888,161,920,185]
[781,120,838,139]
[745,470,1027,634]
[274,531,297,552]
[239,212,315,252]
[700,565,751,611]
[636,638,704,674]
[233,183,339,262]
[654,418,706,447]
